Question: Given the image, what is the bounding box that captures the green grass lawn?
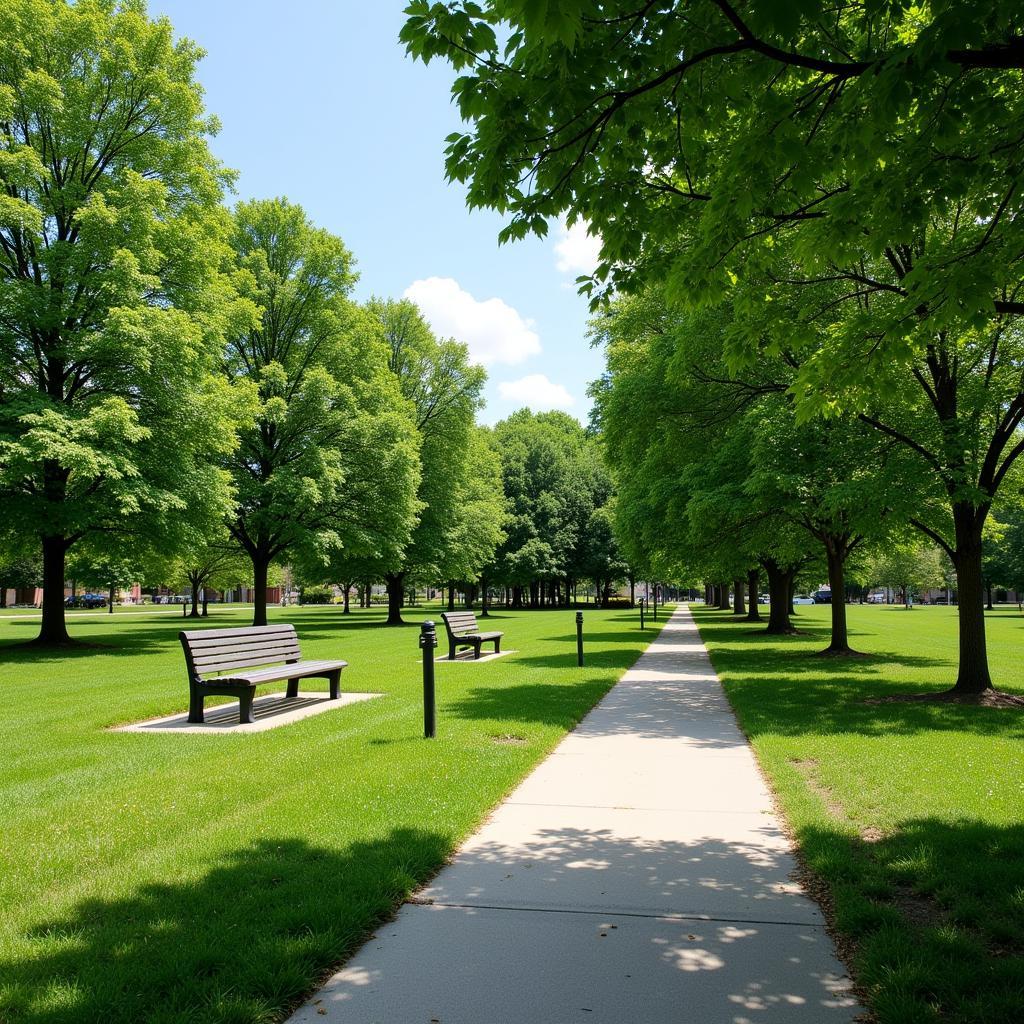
[0,602,664,1024]
[693,602,1024,1024]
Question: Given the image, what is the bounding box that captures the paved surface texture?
[114,691,381,734]
[290,606,860,1023]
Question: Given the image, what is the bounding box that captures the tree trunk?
[745,569,761,622]
[821,537,855,654]
[202,592,209,617]
[385,573,405,625]
[629,574,635,607]
[762,560,796,634]
[36,535,71,644]
[732,578,745,616]
[787,575,796,616]
[0,587,6,609]
[252,555,270,627]
[951,507,993,693]
[480,577,489,618]
[716,583,730,611]
[985,580,994,611]
[447,583,456,612]
[189,575,202,617]
[343,583,351,614]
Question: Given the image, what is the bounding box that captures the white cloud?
[554,216,602,277]
[403,276,540,366]
[497,374,576,412]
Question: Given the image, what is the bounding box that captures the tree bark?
[716,583,730,611]
[384,573,405,625]
[447,582,456,611]
[745,569,761,622]
[732,578,745,616]
[342,583,351,614]
[108,582,115,614]
[629,574,635,607]
[0,587,7,609]
[252,555,270,627]
[188,574,202,617]
[480,577,489,617]
[762,559,796,634]
[821,536,855,654]
[951,506,992,693]
[36,535,71,644]
[985,580,994,611]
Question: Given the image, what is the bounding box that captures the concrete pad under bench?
[114,691,382,734]
[433,649,517,664]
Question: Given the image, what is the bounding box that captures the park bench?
[179,624,347,724]
[440,611,503,661]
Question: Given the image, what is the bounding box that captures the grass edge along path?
[0,603,672,1024]
[692,602,1024,1024]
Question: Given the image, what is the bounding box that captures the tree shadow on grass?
[0,830,450,1024]
[796,817,1024,1022]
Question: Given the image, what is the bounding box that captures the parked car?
[65,593,106,609]
[759,594,770,604]
[792,595,815,605]
[812,590,832,604]
[867,593,886,604]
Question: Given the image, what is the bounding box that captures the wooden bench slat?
[192,651,303,674]
[190,639,302,664]
[180,625,296,643]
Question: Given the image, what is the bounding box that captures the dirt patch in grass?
[789,757,848,821]
[491,733,528,746]
[865,689,1024,709]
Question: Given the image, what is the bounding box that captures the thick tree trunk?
[763,560,796,634]
[732,578,745,616]
[189,575,202,617]
[821,538,855,654]
[746,569,761,622]
[36,535,71,644]
[985,580,994,611]
[787,576,796,616]
[447,583,456,612]
[951,508,992,693]
[716,583,730,611]
[385,573,405,626]
[0,587,7,609]
[343,584,351,614]
[202,593,209,617]
[252,555,270,627]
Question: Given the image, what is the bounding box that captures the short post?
[639,597,645,630]
[576,611,584,667]
[420,620,438,738]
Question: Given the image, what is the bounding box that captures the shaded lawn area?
[0,603,663,1024]
[694,603,1024,1024]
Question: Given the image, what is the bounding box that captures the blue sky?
[150,1,603,424]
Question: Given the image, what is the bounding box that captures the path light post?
[420,620,437,738]
[576,611,584,667]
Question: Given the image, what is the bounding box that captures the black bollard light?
[420,620,438,738]
[576,611,584,667]
[640,597,645,630]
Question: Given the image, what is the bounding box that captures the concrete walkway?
[290,605,860,1023]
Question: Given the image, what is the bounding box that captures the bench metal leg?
[449,640,457,660]
[473,643,482,660]
[238,690,256,725]
[494,638,501,654]
[286,677,300,699]
[329,670,341,700]
[187,686,205,724]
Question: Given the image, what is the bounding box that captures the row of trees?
[404,0,1024,696]
[0,1,634,642]
[0,1,507,643]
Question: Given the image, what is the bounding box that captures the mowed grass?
[693,603,1024,1024]
[0,602,663,1024]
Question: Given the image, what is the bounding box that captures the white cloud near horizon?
[403,276,541,366]
[554,216,602,277]
[497,374,576,412]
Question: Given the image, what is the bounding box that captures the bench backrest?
[442,611,479,637]
[180,624,301,679]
